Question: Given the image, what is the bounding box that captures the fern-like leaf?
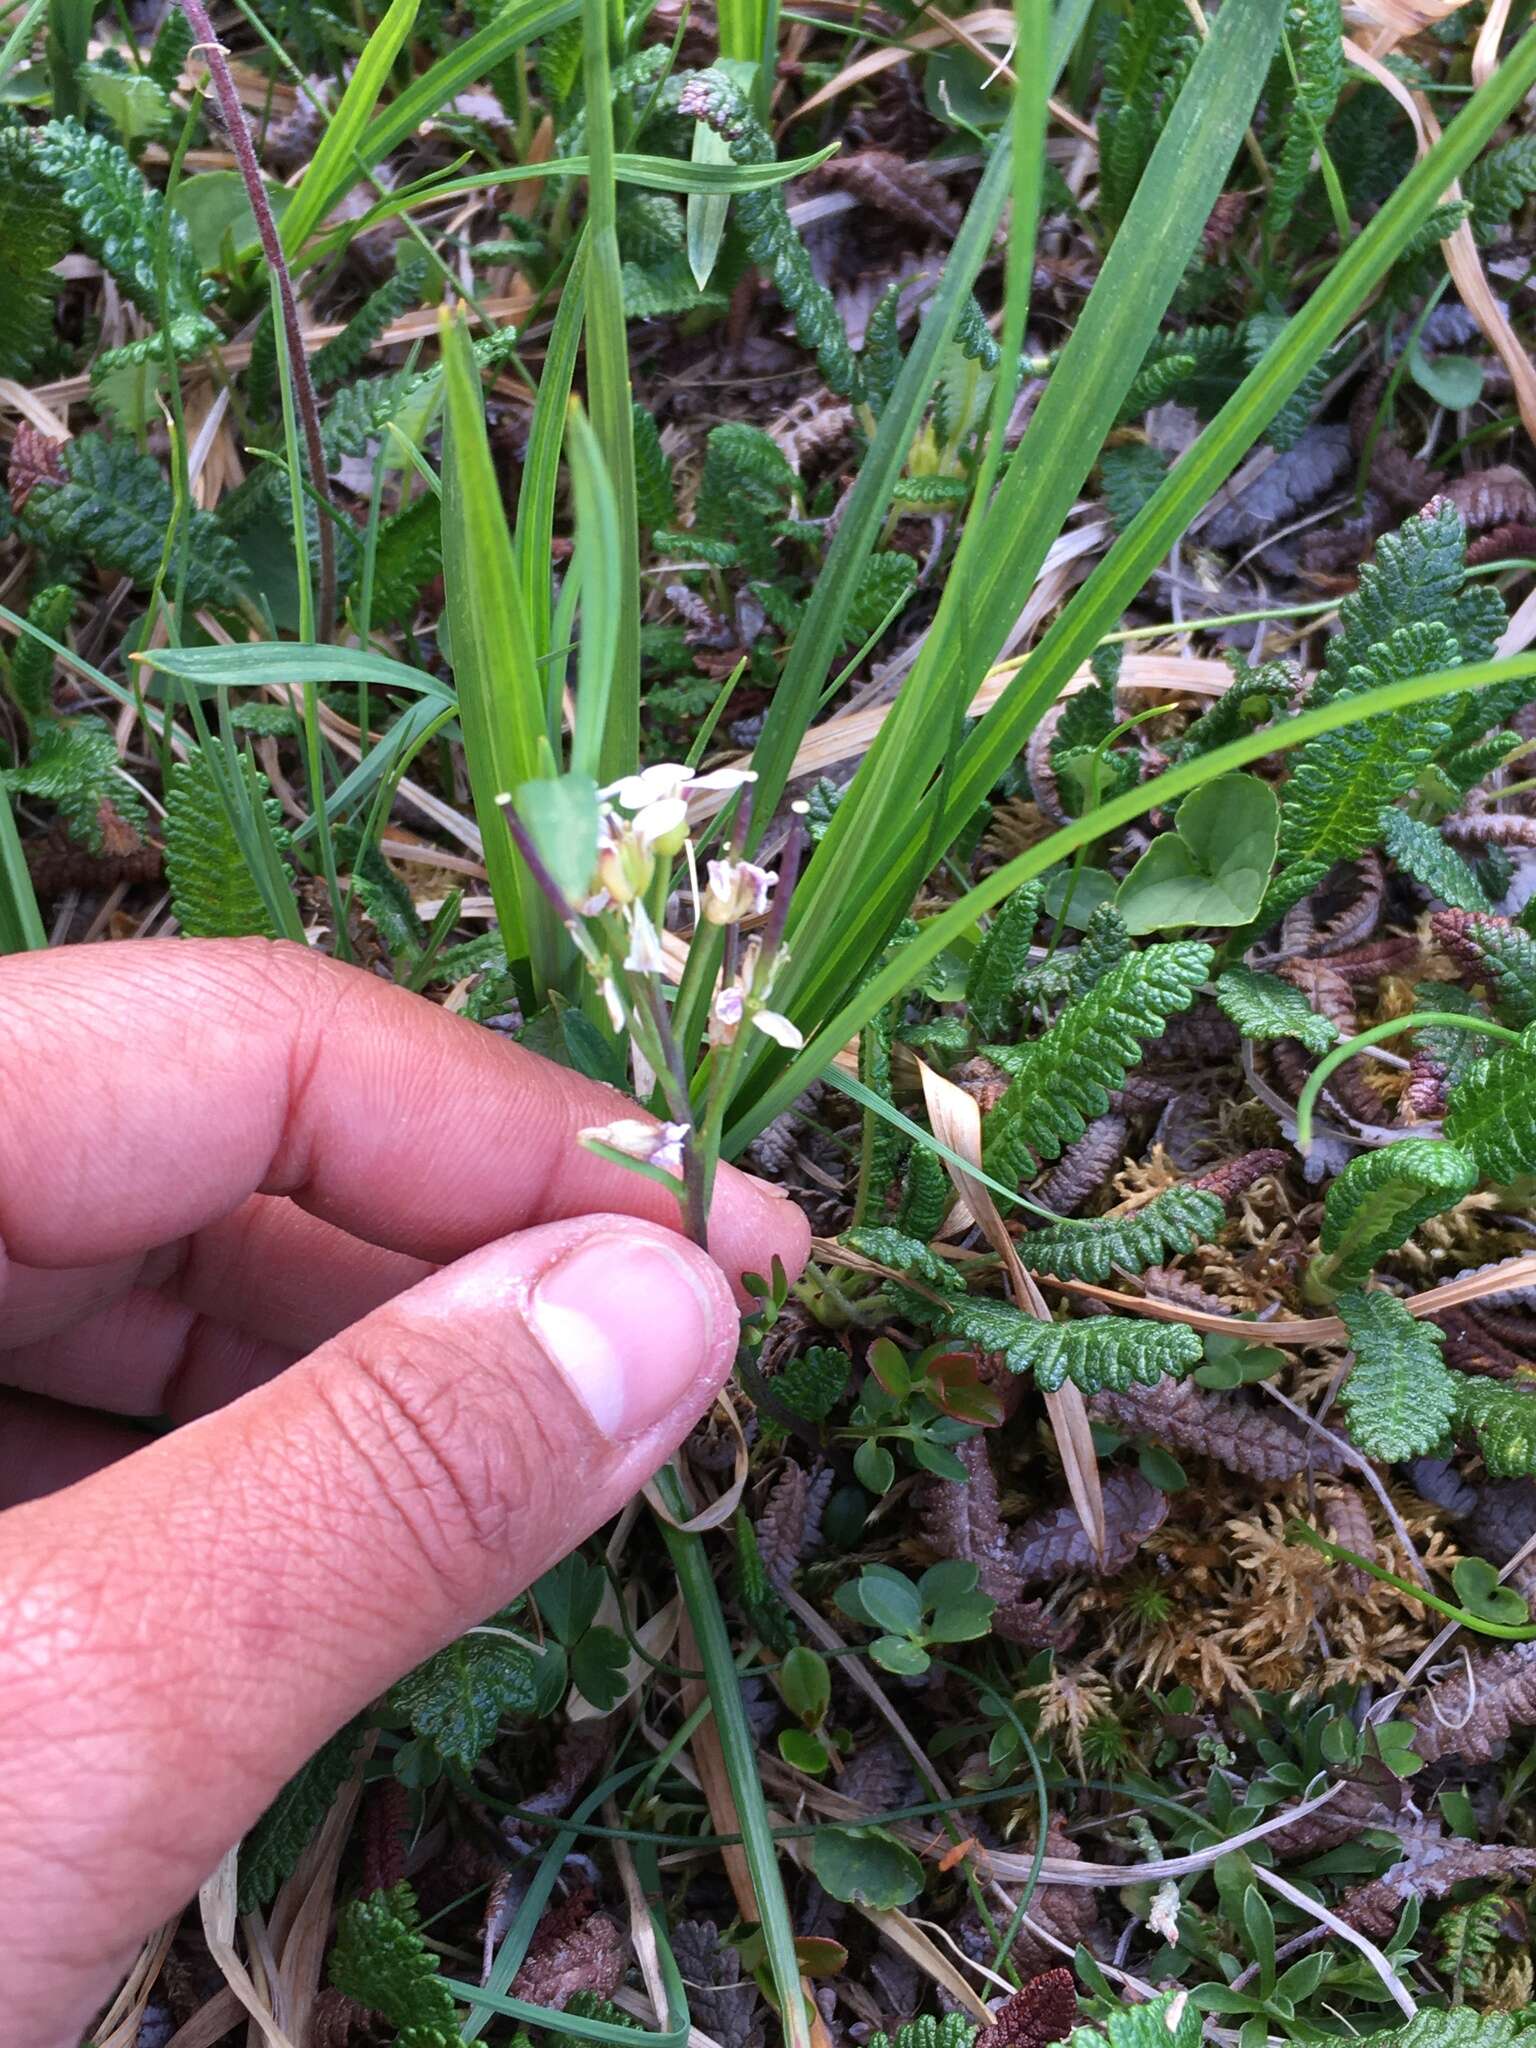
[1443,1027,1536,1183]
[147,4,194,91]
[1313,1139,1480,1290]
[36,119,214,323]
[329,1883,460,2045]
[1067,901,1132,998]
[1336,1288,1458,1459]
[982,941,1213,1178]
[359,493,442,630]
[967,880,1043,1040]
[842,1225,967,1303]
[163,750,293,939]
[676,68,995,399]
[21,434,245,605]
[1452,1375,1536,1478]
[1267,0,1346,237]
[868,2014,977,2048]
[1383,808,1492,911]
[633,403,676,530]
[311,251,428,387]
[1014,1187,1226,1283]
[1364,2013,1536,2048]
[1434,908,1536,1027]
[1316,500,1495,704]
[1278,621,1459,867]
[1100,442,1170,532]
[857,997,906,1222]
[1171,657,1296,763]
[6,584,73,723]
[3,716,147,852]
[1464,132,1536,242]
[238,1717,366,1912]
[0,128,70,378]
[939,1295,1203,1394]
[896,1144,951,1239]
[1213,965,1339,1054]
[1098,0,1199,225]
[1435,1892,1509,1992]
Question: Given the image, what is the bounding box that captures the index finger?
[0,939,808,1293]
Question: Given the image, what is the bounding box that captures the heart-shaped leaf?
[811,1825,925,1908]
[1116,772,1279,933]
[1452,1555,1532,1628]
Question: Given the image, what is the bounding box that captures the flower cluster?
[499,761,807,1233]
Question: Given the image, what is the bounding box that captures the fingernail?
[529,1233,719,1439]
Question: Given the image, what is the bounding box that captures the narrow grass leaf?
[278,0,420,258]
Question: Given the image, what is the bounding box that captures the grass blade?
[439,310,560,989]
[778,0,1285,1002]
[581,0,641,781]
[567,402,623,782]
[278,0,420,258]
[0,784,45,952]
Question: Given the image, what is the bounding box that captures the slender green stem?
[0,785,45,953]
[1294,1009,1521,1151]
[656,1465,811,2048]
[1288,1522,1536,1637]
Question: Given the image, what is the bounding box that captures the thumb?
[0,1213,736,2046]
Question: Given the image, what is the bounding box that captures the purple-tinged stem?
[179,0,336,642]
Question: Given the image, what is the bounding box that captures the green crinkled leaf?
[1453,1374,1536,1478]
[937,1295,1203,1394]
[1097,0,1199,225]
[1381,808,1491,912]
[3,716,147,853]
[1361,1994,1536,2048]
[633,402,676,531]
[387,1614,537,1772]
[1100,441,1170,532]
[868,2015,977,2048]
[312,252,428,388]
[1444,1028,1536,1183]
[1014,1187,1226,1283]
[967,880,1044,1040]
[163,750,293,939]
[1337,1288,1459,1460]
[360,491,443,631]
[21,433,246,606]
[842,1225,967,1300]
[1435,909,1536,1028]
[238,1717,366,1912]
[1171,658,1297,764]
[1212,965,1339,1055]
[896,1143,951,1239]
[1268,0,1346,235]
[329,1883,460,2044]
[1317,1138,1480,1288]
[36,118,214,320]
[1279,620,1459,867]
[7,584,73,724]
[982,940,1213,1178]
[677,67,995,402]
[0,127,70,379]
[1316,500,1475,701]
[1069,1990,1204,2048]
[1464,131,1536,242]
[734,1507,796,1652]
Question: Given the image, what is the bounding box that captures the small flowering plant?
[497,761,807,1249]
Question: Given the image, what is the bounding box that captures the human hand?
[0,938,809,2047]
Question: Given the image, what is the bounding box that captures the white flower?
[602,762,690,811]
[751,1008,804,1050]
[702,857,775,926]
[712,986,745,1030]
[623,902,666,975]
[579,1118,690,1173]
[602,762,757,812]
[632,795,689,854]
